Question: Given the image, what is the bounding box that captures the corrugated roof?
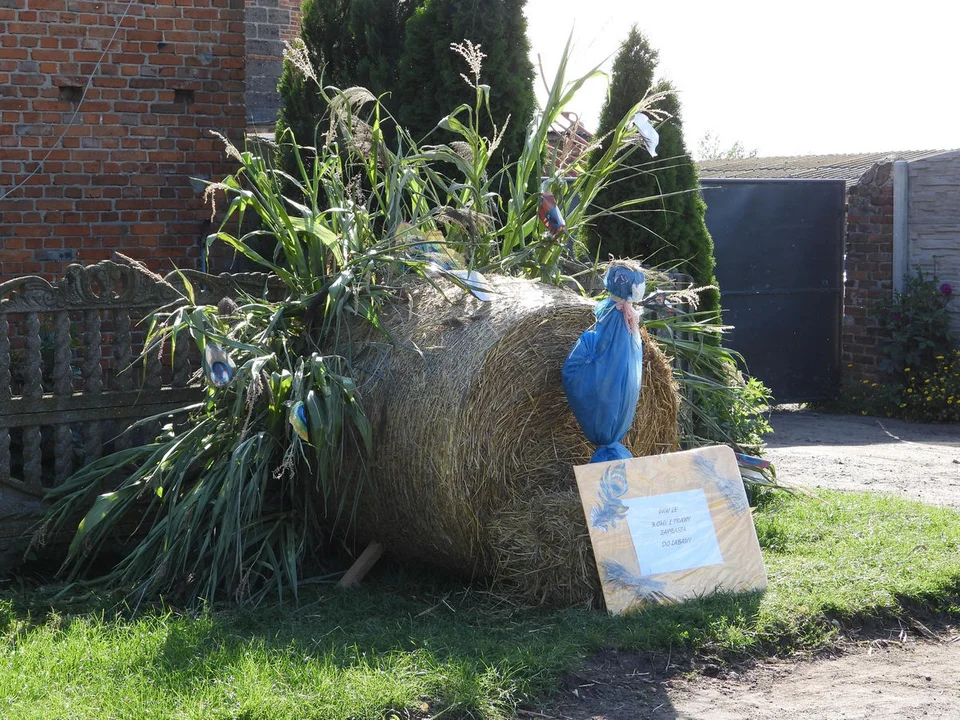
[697,150,951,185]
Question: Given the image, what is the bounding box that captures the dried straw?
[348,275,679,606]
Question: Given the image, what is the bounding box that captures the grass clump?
[755,490,960,637]
[5,490,960,719]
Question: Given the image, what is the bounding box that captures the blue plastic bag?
[562,264,646,463]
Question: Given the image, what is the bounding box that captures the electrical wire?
[0,0,137,201]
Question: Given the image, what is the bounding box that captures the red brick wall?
[0,0,246,283]
[842,162,895,381]
[278,0,300,44]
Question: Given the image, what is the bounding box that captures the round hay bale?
[349,275,679,606]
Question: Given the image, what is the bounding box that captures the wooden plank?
[0,388,202,428]
[338,542,384,589]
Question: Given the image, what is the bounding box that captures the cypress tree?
[276,0,417,150]
[593,26,658,160]
[590,26,720,316]
[646,80,721,313]
[276,0,355,150]
[351,0,419,103]
[395,0,535,165]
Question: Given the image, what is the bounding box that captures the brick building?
[245,0,299,126]
[0,0,303,283]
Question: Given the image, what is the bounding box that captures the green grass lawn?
[2,490,959,720]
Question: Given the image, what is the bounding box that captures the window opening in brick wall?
[58,85,84,104]
[174,89,195,107]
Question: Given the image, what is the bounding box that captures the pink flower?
[942,283,953,296]
[892,312,901,321]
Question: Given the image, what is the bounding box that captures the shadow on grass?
[0,564,766,719]
[5,560,959,719]
[814,581,960,642]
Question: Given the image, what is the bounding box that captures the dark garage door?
[700,178,846,403]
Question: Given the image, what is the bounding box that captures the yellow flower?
[926,396,932,401]
[900,403,907,408]
[936,355,945,360]
[871,383,878,387]
[904,368,911,372]
[907,388,913,393]
[861,411,867,415]
[925,378,931,383]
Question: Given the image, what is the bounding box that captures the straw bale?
[349,275,679,606]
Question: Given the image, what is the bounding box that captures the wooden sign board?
[574,445,767,614]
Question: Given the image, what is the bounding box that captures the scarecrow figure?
[562,262,646,463]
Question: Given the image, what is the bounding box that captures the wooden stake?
[338,541,384,589]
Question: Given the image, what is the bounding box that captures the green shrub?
[843,268,958,422]
[878,268,955,378]
[849,351,960,423]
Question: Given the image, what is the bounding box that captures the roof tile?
[697,150,952,185]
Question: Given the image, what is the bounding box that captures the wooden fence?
[0,260,278,555]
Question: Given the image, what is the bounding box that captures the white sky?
[525,0,958,157]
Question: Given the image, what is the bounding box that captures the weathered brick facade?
[841,162,895,381]
[242,0,302,127]
[277,0,300,43]
[0,0,247,282]
[245,0,299,125]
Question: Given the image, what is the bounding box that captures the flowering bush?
[877,268,954,378]
[848,350,960,423]
[847,268,959,423]
[896,351,960,422]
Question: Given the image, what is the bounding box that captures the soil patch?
[541,625,960,720]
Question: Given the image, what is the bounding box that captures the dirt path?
[543,410,960,720]
[545,630,960,720]
[664,632,960,720]
[765,409,960,508]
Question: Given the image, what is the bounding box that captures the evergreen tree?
[646,81,721,313]
[593,26,658,159]
[351,0,419,102]
[590,27,720,316]
[395,0,535,165]
[276,0,417,151]
[276,0,355,150]
[276,0,533,169]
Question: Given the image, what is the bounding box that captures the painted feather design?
[601,560,672,604]
[590,461,629,531]
[693,453,748,516]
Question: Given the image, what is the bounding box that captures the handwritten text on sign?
[623,489,723,576]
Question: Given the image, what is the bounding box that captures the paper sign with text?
[574,445,767,614]
[623,489,723,576]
